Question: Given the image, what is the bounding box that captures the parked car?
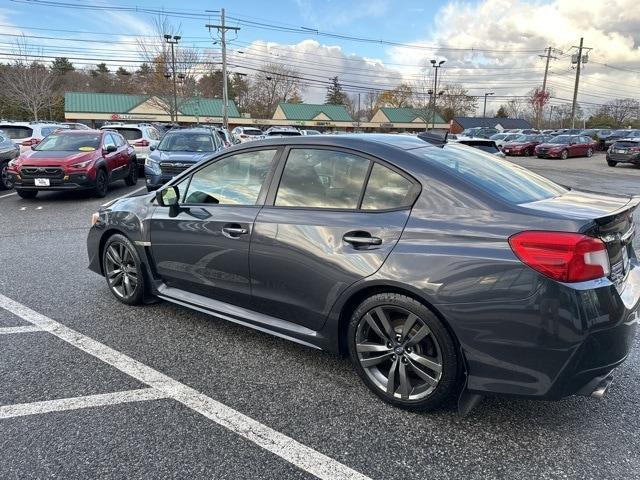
[87,134,639,413]
[264,127,303,137]
[489,133,521,150]
[7,129,137,199]
[212,126,234,148]
[502,134,551,156]
[144,127,223,191]
[62,122,91,130]
[100,123,161,175]
[301,129,322,135]
[231,126,264,144]
[451,138,505,157]
[606,138,640,167]
[535,135,597,159]
[0,131,20,190]
[604,130,640,150]
[0,122,69,153]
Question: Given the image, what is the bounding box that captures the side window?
[183,149,276,205]
[362,163,415,210]
[275,149,370,209]
[103,134,116,150]
[212,131,221,150]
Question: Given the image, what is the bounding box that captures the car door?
[148,147,280,306]
[114,133,130,175]
[102,133,120,178]
[249,147,419,331]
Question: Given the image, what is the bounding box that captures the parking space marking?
[0,325,46,335]
[0,293,371,480]
[0,388,166,419]
[0,192,17,199]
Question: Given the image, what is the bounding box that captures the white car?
[231,126,264,143]
[100,123,161,164]
[62,122,91,130]
[489,133,522,150]
[300,129,322,136]
[0,122,69,153]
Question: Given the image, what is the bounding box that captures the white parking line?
[0,388,167,419]
[0,293,370,480]
[0,192,17,199]
[0,325,45,335]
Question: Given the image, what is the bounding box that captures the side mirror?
[149,144,156,151]
[105,145,117,153]
[156,185,180,207]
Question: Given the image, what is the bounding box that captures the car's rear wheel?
[348,293,459,411]
[561,150,568,160]
[524,148,532,157]
[0,161,13,190]
[93,168,108,198]
[607,160,617,167]
[16,189,37,199]
[103,234,144,305]
[125,159,138,186]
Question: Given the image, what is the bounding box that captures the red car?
[7,129,137,199]
[534,135,597,160]
[502,134,551,157]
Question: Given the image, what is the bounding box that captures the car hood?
[505,142,531,147]
[19,150,98,165]
[149,150,213,163]
[536,143,565,148]
[521,190,634,220]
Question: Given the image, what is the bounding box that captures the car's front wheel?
[103,234,145,305]
[93,168,109,198]
[348,293,459,411]
[125,159,138,186]
[0,161,14,190]
[587,148,593,157]
[560,150,569,160]
[607,160,617,167]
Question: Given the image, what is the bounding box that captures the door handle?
[343,232,382,247]
[222,224,249,238]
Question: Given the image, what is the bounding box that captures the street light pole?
[430,59,445,129]
[483,92,494,118]
[164,34,181,123]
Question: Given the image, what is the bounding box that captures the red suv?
[8,129,137,199]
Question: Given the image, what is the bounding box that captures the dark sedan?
[87,134,638,413]
[606,138,640,167]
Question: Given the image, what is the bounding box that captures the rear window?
[614,141,640,148]
[414,145,567,204]
[109,128,143,141]
[0,126,33,139]
[243,129,262,136]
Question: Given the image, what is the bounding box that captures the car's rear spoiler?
[593,195,640,226]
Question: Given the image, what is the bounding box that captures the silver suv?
[0,122,69,153]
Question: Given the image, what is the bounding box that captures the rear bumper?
[440,262,640,400]
[607,153,640,164]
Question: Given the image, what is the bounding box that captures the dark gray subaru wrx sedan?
[87,134,639,413]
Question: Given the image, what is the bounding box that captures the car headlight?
[71,159,94,168]
[145,157,161,173]
[8,158,18,167]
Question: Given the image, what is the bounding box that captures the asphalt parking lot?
[1,152,639,480]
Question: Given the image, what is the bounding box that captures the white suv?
[100,123,161,163]
[0,122,69,153]
[231,126,264,143]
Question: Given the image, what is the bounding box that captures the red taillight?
[509,231,610,282]
[630,147,640,152]
[134,139,150,147]
[21,138,40,146]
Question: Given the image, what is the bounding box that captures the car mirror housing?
[150,144,156,151]
[105,145,117,153]
[156,185,180,207]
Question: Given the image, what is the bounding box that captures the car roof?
[165,127,214,134]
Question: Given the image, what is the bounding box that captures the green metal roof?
[380,107,445,124]
[65,92,239,117]
[278,103,353,122]
[65,92,148,113]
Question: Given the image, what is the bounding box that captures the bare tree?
[0,37,59,121]
[138,17,201,122]
[505,97,526,118]
[600,98,640,127]
[244,63,305,119]
[437,84,477,122]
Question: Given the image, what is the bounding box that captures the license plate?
[34,178,50,187]
[614,149,626,154]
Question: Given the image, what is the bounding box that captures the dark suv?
[88,135,638,413]
[8,129,136,198]
[144,127,223,191]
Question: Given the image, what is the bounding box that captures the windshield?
[414,144,567,204]
[35,133,101,151]
[158,132,215,152]
[548,135,572,144]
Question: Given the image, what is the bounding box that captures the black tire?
[102,234,145,305]
[125,159,138,186]
[0,160,13,190]
[587,148,593,158]
[93,168,108,198]
[16,189,37,199]
[607,160,617,167]
[560,150,568,160]
[524,148,531,157]
[348,293,459,411]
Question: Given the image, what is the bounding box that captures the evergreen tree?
[325,76,347,105]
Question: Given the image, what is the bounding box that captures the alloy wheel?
[1,162,13,189]
[355,305,443,401]
[104,241,138,299]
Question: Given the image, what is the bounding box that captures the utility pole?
[430,59,445,129]
[357,93,361,132]
[539,46,558,129]
[570,37,592,129]
[206,9,240,130]
[483,92,494,118]
[164,34,181,123]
